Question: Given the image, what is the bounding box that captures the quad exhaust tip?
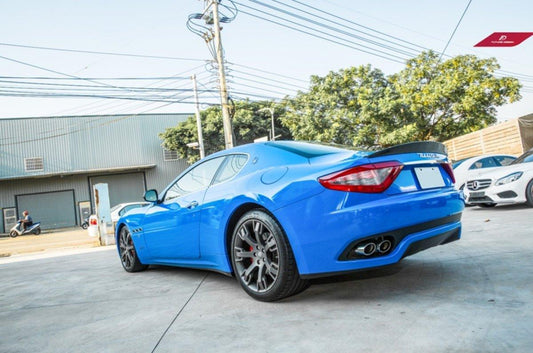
[355,239,393,257]
[355,242,377,256]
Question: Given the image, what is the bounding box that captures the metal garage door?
[17,190,76,230]
[90,172,145,208]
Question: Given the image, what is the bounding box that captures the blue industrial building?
[0,113,189,232]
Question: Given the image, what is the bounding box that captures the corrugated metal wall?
[0,113,189,178]
[0,113,191,232]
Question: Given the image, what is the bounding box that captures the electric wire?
[288,0,430,54]
[231,69,308,90]
[0,42,207,62]
[438,0,473,62]
[252,0,420,57]
[233,1,407,64]
[50,64,209,116]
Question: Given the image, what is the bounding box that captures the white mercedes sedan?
[464,148,533,207]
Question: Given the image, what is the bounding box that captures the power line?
[229,62,309,83]
[288,0,430,54]
[231,69,308,90]
[228,80,295,97]
[0,42,207,62]
[232,2,406,64]
[50,64,210,116]
[234,1,409,62]
[253,0,420,57]
[0,54,147,96]
[0,81,218,93]
[0,91,202,103]
[438,0,472,62]
[239,0,533,83]
[0,76,194,81]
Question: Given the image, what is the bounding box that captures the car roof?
[207,140,350,158]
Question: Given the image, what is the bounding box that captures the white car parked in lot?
[452,154,516,191]
[111,202,149,222]
[464,148,533,207]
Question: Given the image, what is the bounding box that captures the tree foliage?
[161,51,522,160]
[160,100,291,163]
[281,51,521,148]
[387,51,522,142]
[281,65,391,147]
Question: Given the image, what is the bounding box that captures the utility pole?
[259,107,276,141]
[191,74,205,159]
[210,0,234,149]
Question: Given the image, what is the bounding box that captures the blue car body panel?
[116,141,463,277]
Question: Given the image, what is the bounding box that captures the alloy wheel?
[119,227,136,271]
[233,218,280,293]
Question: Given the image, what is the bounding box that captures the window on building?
[163,149,179,161]
[24,157,44,172]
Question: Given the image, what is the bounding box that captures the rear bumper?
[338,213,461,261]
[274,187,464,277]
[301,227,460,279]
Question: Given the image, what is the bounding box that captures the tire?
[230,209,309,302]
[81,223,89,230]
[479,203,497,208]
[526,179,533,207]
[32,228,41,235]
[118,226,148,272]
[9,230,18,238]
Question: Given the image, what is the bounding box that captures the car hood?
[465,165,506,179]
[468,162,532,180]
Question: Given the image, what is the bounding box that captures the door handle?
[186,201,199,209]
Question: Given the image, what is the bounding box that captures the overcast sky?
[1,0,532,121]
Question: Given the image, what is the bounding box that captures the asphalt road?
[1,205,532,353]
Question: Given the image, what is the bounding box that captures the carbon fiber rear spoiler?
[369,141,447,158]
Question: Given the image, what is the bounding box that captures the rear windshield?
[265,141,345,158]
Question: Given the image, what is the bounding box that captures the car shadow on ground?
[284,258,459,303]
[147,258,458,304]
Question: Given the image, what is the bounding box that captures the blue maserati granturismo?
[116,141,463,301]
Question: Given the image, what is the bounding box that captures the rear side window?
[214,154,248,184]
[469,157,498,169]
[494,156,516,166]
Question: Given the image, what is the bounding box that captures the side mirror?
[144,189,158,202]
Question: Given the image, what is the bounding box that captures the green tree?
[160,100,291,163]
[386,51,522,142]
[279,51,521,148]
[281,65,392,148]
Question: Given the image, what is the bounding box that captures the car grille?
[467,179,492,191]
[468,196,494,203]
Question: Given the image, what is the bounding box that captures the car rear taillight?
[319,161,403,193]
[440,162,456,184]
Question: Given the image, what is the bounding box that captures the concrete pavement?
[0,227,101,258]
[0,205,532,353]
